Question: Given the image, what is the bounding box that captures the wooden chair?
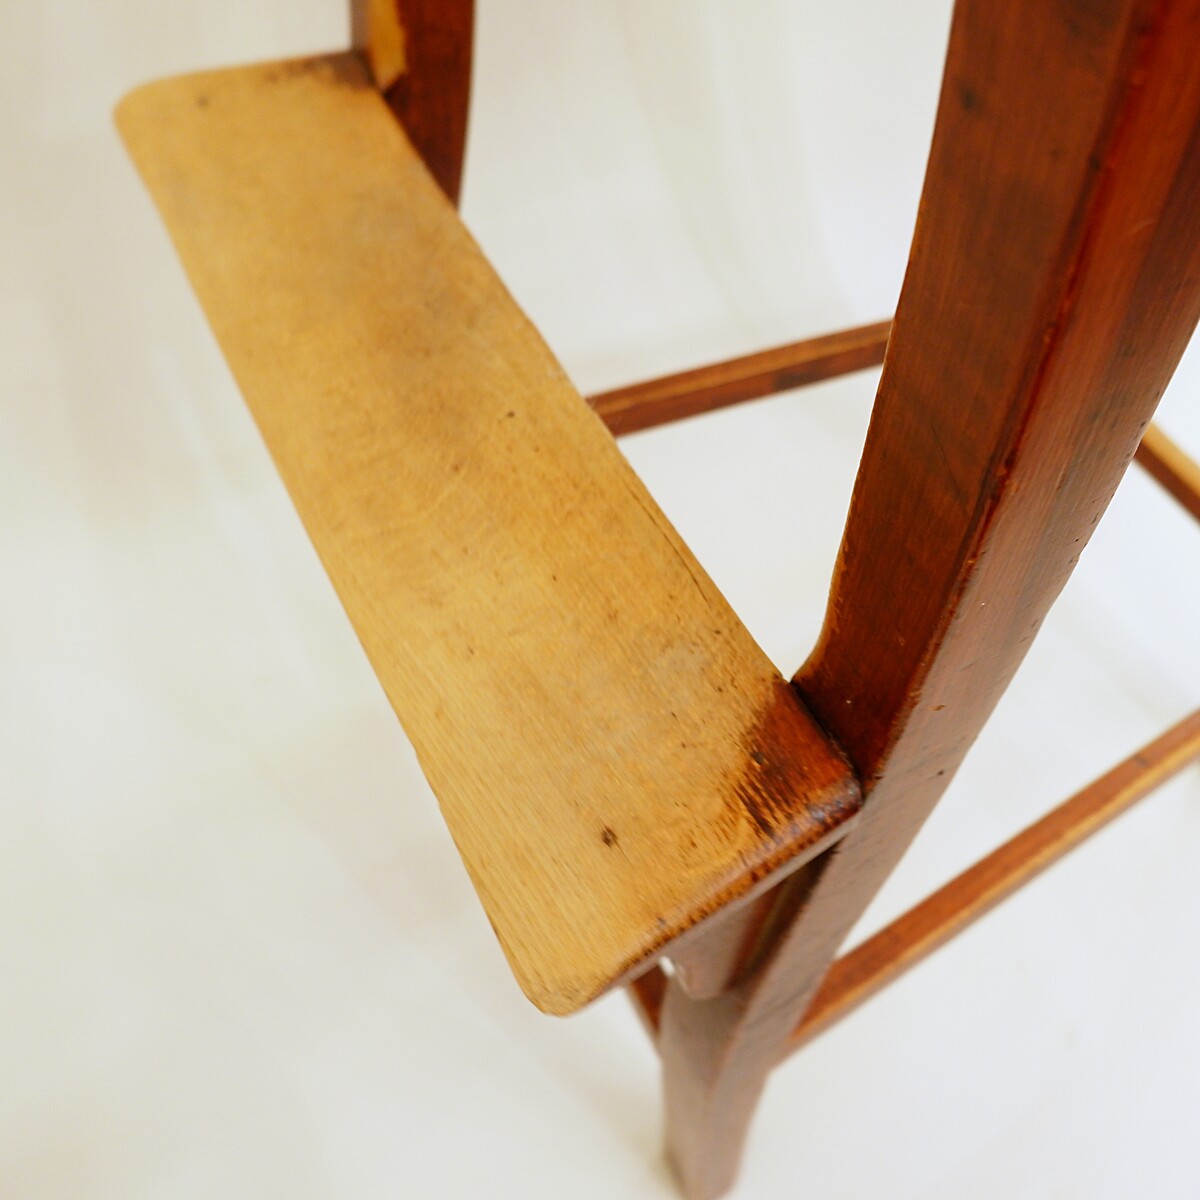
[115,2,1200,1195]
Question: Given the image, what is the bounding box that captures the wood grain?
[791,707,1200,1051]
[589,321,891,436]
[115,52,860,1016]
[1135,423,1200,525]
[659,1,1200,1194]
[351,0,474,204]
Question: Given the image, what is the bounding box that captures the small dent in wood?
[958,82,982,112]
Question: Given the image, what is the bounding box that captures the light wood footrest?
[115,52,860,1014]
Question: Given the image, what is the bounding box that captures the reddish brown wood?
[351,0,474,204]
[791,706,1200,1052]
[589,320,891,436]
[658,2,1200,1195]
[1135,423,1200,524]
[667,424,1195,1015]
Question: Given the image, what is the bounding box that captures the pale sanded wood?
[115,53,860,1015]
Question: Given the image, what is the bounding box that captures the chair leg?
[661,986,760,1200]
[658,863,840,1199]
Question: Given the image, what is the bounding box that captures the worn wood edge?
[588,320,892,437]
[112,54,864,1015]
[580,696,864,1012]
[587,779,861,1016]
[1135,423,1200,525]
[785,707,1200,1055]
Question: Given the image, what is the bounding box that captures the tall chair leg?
[660,0,1200,1192]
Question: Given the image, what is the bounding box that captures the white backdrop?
[3,2,1200,1197]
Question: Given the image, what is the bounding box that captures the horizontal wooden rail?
[787,707,1200,1054]
[589,320,891,436]
[1135,424,1200,525]
[589,328,1198,544]
[627,707,1200,1047]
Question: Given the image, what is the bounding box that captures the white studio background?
[3,2,1200,1197]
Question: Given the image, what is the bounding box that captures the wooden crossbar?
[629,707,1200,1046]
[788,707,1200,1052]
[591,329,1200,539]
[1135,424,1200,525]
[588,321,891,435]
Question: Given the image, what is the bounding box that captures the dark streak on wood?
[670,682,860,1002]
[728,682,863,855]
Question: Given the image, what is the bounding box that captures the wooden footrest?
[115,52,860,1014]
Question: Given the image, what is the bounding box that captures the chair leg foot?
[659,985,770,1200]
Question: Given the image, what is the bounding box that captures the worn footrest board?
[115,52,860,1014]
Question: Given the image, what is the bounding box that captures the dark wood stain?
[669,680,860,1002]
[731,679,861,847]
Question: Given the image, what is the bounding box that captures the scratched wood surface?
[114,52,860,1016]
